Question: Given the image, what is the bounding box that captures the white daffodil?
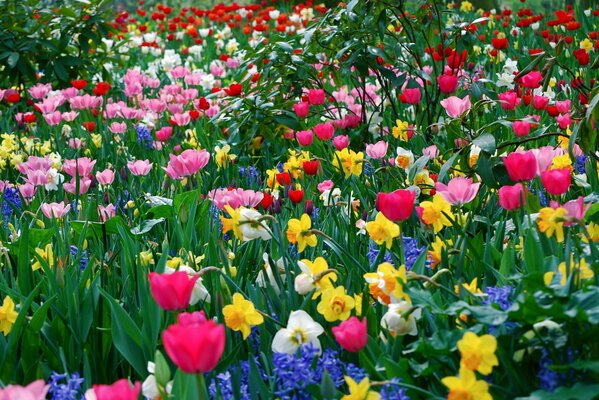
[142,362,173,400]
[238,207,272,241]
[381,301,421,336]
[272,310,324,354]
[257,253,285,294]
[165,265,210,304]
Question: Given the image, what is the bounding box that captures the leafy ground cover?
[0,0,598,398]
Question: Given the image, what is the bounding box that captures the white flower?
[45,168,63,191]
[381,301,421,336]
[272,310,324,354]
[142,362,173,399]
[257,253,285,294]
[165,266,210,304]
[395,147,414,170]
[320,188,341,206]
[238,208,271,241]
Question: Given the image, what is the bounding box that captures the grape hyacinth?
[48,371,85,400]
[2,187,21,228]
[135,124,154,149]
[402,236,427,270]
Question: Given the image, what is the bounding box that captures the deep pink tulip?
[498,183,527,211]
[296,130,314,146]
[148,271,200,310]
[498,91,520,110]
[503,151,537,182]
[313,122,335,141]
[332,135,349,150]
[163,311,225,373]
[555,100,571,114]
[156,126,173,142]
[532,95,549,110]
[376,189,416,222]
[293,102,310,118]
[512,121,531,137]
[307,89,325,105]
[435,177,480,206]
[541,168,571,196]
[437,74,459,94]
[92,379,141,400]
[332,316,368,353]
[400,88,421,104]
[440,95,471,118]
[520,71,543,89]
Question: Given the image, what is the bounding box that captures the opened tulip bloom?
[440,95,471,118]
[163,149,210,179]
[163,311,225,374]
[88,379,141,400]
[41,202,71,219]
[435,177,480,206]
[148,271,200,310]
[127,159,153,176]
[0,380,49,400]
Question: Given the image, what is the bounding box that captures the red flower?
[261,191,274,210]
[93,82,111,96]
[71,80,88,90]
[573,49,590,66]
[302,160,320,176]
[83,121,95,132]
[437,74,459,94]
[491,37,508,50]
[5,90,21,103]
[148,271,200,310]
[163,311,225,373]
[288,187,304,204]
[224,83,242,96]
[275,172,291,186]
[376,189,416,222]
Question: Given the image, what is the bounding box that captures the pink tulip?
[18,183,37,203]
[156,126,173,142]
[41,202,71,219]
[293,102,310,118]
[43,111,62,126]
[422,145,439,159]
[127,160,153,176]
[208,188,263,210]
[63,177,92,195]
[61,111,79,122]
[332,316,368,352]
[435,177,480,206]
[503,150,537,182]
[28,83,52,99]
[63,157,96,178]
[171,112,191,127]
[163,149,210,180]
[498,91,520,110]
[541,168,571,196]
[365,140,388,159]
[317,180,335,193]
[498,183,527,211]
[400,88,421,104]
[332,135,349,150]
[148,271,200,310]
[512,121,531,137]
[550,196,588,226]
[532,95,549,110]
[532,146,560,174]
[98,204,116,222]
[440,95,471,118]
[520,71,543,89]
[296,130,314,146]
[555,100,571,114]
[0,380,49,400]
[437,74,459,94]
[96,169,115,186]
[313,122,335,141]
[307,89,325,105]
[18,156,53,175]
[163,311,225,373]
[91,379,141,400]
[556,113,572,129]
[376,189,416,222]
[108,122,127,134]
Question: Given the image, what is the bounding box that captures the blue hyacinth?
[2,187,21,228]
[135,124,154,149]
[380,377,411,400]
[483,285,513,311]
[574,155,587,174]
[402,236,427,270]
[48,371,85,400]
[69,245,89,270]
[367,242,393,266]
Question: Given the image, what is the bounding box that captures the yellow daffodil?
[333,148,363,178]
[32,243,54,271]
[392,119,410,141]
[458,331,499,375]
[419,194,454,232]
[456,278,482,295]
[537,207,568,243]
[0,296,19,336]
[286,214,318,252]
[139,251,154,267]
[317,286,355,322]
[428,236,451,269]
[222,293,264,339]
[442,367,492,400]
[549,154,573,172]
[342,377,380,400]
[544,257,593,286]
[583,222,599,243]
[364,262,409,305]
[214,144,236,168]
[221,205,243,240]
[295,257,337,298]
[460,0,473,12]
[366,213,399,249]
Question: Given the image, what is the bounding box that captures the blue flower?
[538,349,559,392]
[483,285,512,311]
[48,371,85,400]
[69,246,89,270]
[575,155,587,174]
[367,242,393,266]
[380,378,411,400]
[2,187,21,228]
[402,236,427,270]
[135,124,154,149]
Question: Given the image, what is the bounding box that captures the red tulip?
[332,317,368,352]
[498,183,527,211]
[303,160,320,176]
[376,189,416,222]
[437,74,459,94]
[288,187,304,204]
[541,168,571,196]
[503,150,537,182]
[224,83,242,96]
[92,379,141,400]
[163,311,225,373]
[148,271,200,310]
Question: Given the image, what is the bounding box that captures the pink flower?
[293,102,310,118]
[512,121,531,137]
[63,157,96,178]
[532,95,549,110]
[503,150,537,182]
[498,91,520,110]
[541,168,571,196]
[28,83,52,99]
[0,380,49,400]
[498,183,527,211]
[555,113,572,129]
[18,183,37,203]
[437,74,459,94]
[520,71,543,89]
[365,140,388,159]
[18,156,53,175]
[332,135,349,150]
[313,122,335,141]
[163,149,210,180]
[332,317,368,353]
[43,111,62,126]
[555,100,571,114]
[171,112,191,127]
[376,189,416,221]
[96,169,115,186]
[127,160,153,176]
[208,188,263,210]
[98,204,116,222]
[41,202,71,219]
[422,145,439,159]
[63,177,92,195]
[317,180,334,193]
[91,379,141,400]
[440,95,471,118]
[296,130,314,146]
[156,126,173,142]
[61,111,79,122]
[551,196,588,226]
[149,271,200,310]
[400,88,421,104]
[435,177,480,206]
[307,89,325,105]
[532,146,560,174]
[108,122,127,134]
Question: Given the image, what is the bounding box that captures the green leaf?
[154,350,171,389]
[438,151,460,182]
[523,230,544,277]
[131,218,165,235]
[473,133,496,154]
[7,52,19,68]
[408,155,430,182]
[273,112,301,131]
[518,383,599,400]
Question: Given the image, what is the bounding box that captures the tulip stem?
[196,373,207,400]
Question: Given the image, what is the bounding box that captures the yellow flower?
[428,236,451,269]
[222,293,264,339]
[549,154,573,172]
[366,213,399,249]
[413,170,435,195]
[458,332,499,375]
[91,133,102,148]
[333,148,363,178]
[354,293,363,316]
[580,38,593,52]
[455,278,482,295]
[166,257,183,269]
[297,257,337,298]
[342,376,380,400]
[32,244,54,271]
[419,194,454,232]
[364,262,409,305]
[286,214,318,252]
[537,207,568,243]
[544,257,593,286]
[317,286,355,322]
[266,168,282,190]
[392,119,410,141]
[442,367,492,400]
[583,222,599,243]
[460,1,473,12]
[214,144,236,168]
[139,251,155,267]
[221,205,243,241]
[0,296,19,336]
